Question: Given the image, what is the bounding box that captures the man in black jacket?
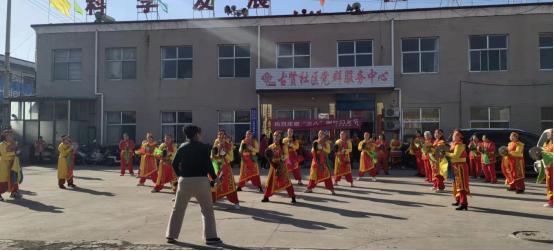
[165,125,222,245]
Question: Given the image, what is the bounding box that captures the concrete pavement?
[0,165,552,249]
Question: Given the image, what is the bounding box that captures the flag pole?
[73,0,76,23]
[48,0,51,23]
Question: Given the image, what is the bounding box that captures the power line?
[27,0,85,23]
[24,0,69,23]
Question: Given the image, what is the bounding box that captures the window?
[401,37,438,73]
[161,111,192,143]
[539,33,552,70]
[402,108,440,137]
[277,42,310,68]
[106,111,136,145]
[218,110,251,144]
[275,109,312,120]
[541,107,553,130]
[337,40,373,67]
[53,49,82,80]
[161,46,193,79]
[106,48,137,80]
[470,107,510,128]
[218,44,250,78]
[469,35,507,72]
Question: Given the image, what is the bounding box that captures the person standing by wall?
[468,134,482,179]
[261,130,296,203]
[283,128,303,185]
[166,125,222,245]
[119,133,135,176]
[542,129,553,208]
[34,136,46,164]
[333,130,354,187]
[259,134,268,169]
[507,132,526,193]
[0,130,23,200]
[57,135,76,189]
[479,135,497,184]
[136,133,158,186]
[237,130,263,192]
[152,134,178,193]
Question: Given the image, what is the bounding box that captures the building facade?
[25,2,552,147]
[1,54,36,127]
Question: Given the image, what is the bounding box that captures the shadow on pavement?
[171,241,247,250]
[470,206,553,221]
[366,186,451,197]
[74,176,104,181]
[332,186,393,196]
[337,192,446,208]
[6,198,64,213]
[18,190,37,196]
[227,206,347,230]
[296,194,349,203]
[276,201,408,220]
[470,192,546,203]
[67,187,115,197]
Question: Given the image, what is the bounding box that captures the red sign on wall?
[272,118,362,130]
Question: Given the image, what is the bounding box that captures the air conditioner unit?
[385,107,400,118]
[384,120,400,131]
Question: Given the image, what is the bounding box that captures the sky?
[0,0,551,62]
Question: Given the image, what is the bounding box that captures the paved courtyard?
[0,165,552,249]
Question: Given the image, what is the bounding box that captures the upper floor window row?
[469,35,508,72]
[161,46,193,79]
[54,33,550,82]
[401,37,439,74]
[539,33,552,70]
[337,40,373,67]
[218,44,251,78]
[53,49,81,81]
[277,42,310,69]
[106,47,137,80]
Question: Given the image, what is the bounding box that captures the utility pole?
[3,0,12,129]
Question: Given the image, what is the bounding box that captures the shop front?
[256,65,398,144]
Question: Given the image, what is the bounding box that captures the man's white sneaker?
[234,204,241,210]
[543,203,553,208]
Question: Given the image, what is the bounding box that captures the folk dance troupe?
[1,127,553,211]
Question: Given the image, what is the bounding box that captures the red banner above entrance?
[272,118,362,130]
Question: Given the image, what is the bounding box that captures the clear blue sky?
[0,0,551,62]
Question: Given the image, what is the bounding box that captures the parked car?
[533,128,552,173]
[448,128,540,173]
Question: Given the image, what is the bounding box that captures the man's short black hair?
[184,125,201,140]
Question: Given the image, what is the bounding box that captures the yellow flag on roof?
[50,0,71,17]
[74,2,85,16]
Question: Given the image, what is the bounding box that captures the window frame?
[160,46,193,80]
[469,106,511,128]
[541,107,553,130]
[106,111,137,145]
[276,42,312,69]
[402,107,441,135]
[160,111,193,143]
[336,40,374,67]
[539,33,553,71]
[52,48,82,81]
[217,44,251,79]
[274,109,313,120]
[468,34,508,73]
[400,37,439,74]
[217,110,251,144]
[105,47,137,80]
